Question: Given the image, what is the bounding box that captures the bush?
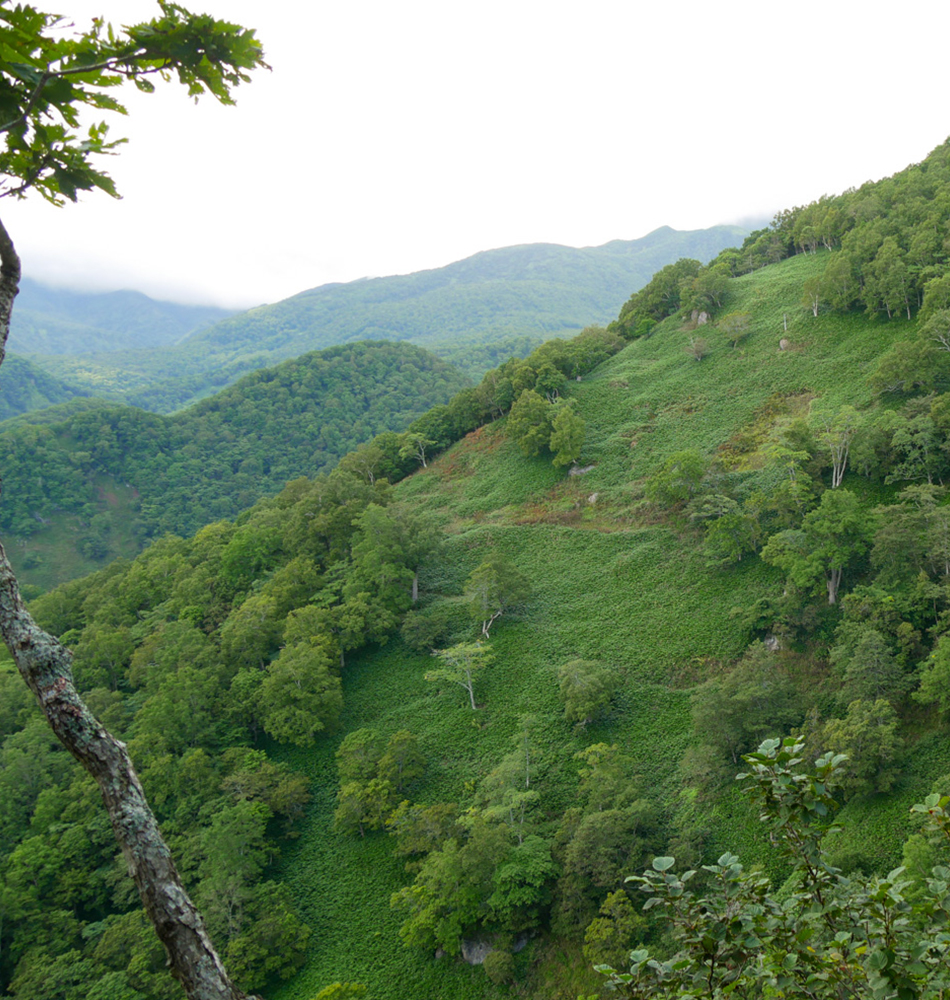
[482,949,515,986]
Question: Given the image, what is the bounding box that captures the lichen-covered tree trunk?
[0,216,255,1000]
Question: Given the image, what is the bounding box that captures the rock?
[459,934,529,965]
[434,948,445,960]
[779,338,790,351]
[763,633,782,652]
[697,311,709,325]
[461,939,493,965]
[568,463,596,477]
[588,492,598,505]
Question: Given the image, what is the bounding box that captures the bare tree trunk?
[827,567,842,605]
[0,216,254,1000]
[464,670,476,711]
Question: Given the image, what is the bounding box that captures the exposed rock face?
[697,311,710,325]
[459,935,528,965]
[461,939,493,965]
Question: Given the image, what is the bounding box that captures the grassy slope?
[269,252,925,999]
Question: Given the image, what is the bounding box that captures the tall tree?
[425,641,494,711]
[761,488,875,604]
[464,554,531,639]
[0,6,267,999]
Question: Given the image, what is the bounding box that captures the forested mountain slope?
[9,277,234,355]
[0,354,95,421]
[26,226,746,414]
[1,341,466,592]
[8,144,950,1000]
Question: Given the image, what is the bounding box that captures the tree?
[682,262,730,314]
[376,730,425,794]
[0,7,267,999]
[831,625,910,703]
[822,251,858,310]
[507,389,555,457]
[688,642,801,769]
[818,698,902,797]
[813,404,861,488]
[464,554,531,638]
[643,450,706,508]
[557,659,619,725]
[914,633,950,714]
[259,643,343,747]
[866,237,913,320]
[761,488,874,604]
[684,336,708,361]
[802,275,823,317]
[594,737,950,999]
[582,890,647,970]
[717,311,750,349]
[426,641,494,710]
[550,401,586,468]
[398,431,435,470]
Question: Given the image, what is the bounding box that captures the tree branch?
[0,216,255,1000]
[0,69,52,138]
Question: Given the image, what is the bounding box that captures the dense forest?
[19,225,746,415]
[0,355,94,422]
[0,341,467,591]
[8,131,950,998]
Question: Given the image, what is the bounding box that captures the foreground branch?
[0,215,255,1000]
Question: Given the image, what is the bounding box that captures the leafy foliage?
[597,739,950,1000]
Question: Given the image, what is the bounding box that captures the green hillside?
[0,354,97,421]
[271,252,921,1000]
[0,341,467,592]
[9,277,234,355]
[27,226,746,413]
[8,143,950,1000]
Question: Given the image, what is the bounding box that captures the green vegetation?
[9,107,950,1000]
[9,277,232,356]
[21,225,747,414]
[0,340,467,591]
[595,739,950,999]
[0,354,95,421]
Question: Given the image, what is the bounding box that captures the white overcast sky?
[3,0,950,309]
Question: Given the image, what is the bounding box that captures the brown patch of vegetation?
[717,390,814,469]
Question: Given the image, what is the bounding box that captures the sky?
[4,0,950,309]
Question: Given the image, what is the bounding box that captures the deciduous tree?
[761,488,874,604]
[426,641,494,710]
[464,554,531,638]
[550,401,586,468]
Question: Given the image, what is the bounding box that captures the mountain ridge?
[20,224,747,414]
